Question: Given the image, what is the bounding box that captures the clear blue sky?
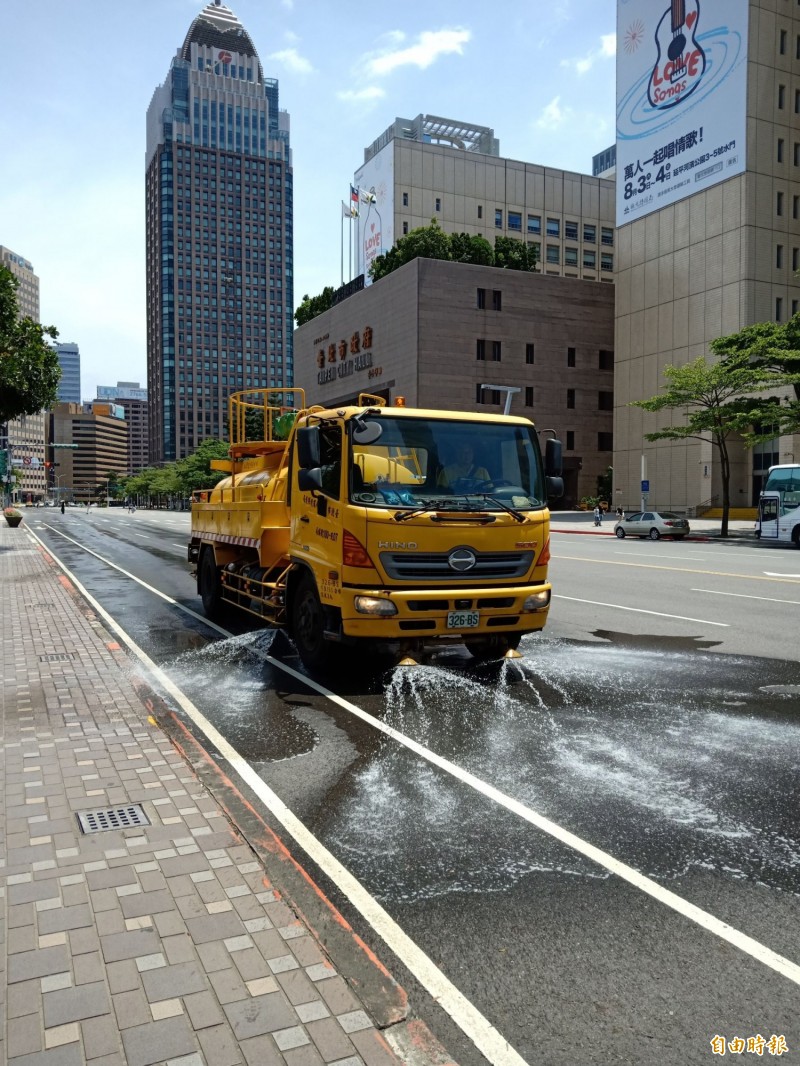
[0,0,616,400]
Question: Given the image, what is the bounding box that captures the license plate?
[447,611,480,629]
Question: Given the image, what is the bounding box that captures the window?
[525,386,534,407]
[777,191,784,216]
[793,248,799,271]
[546,218,560,238]
[796,89,800,114]
[495,209,503,228]
[567,347,576,367]
[527,214,541,234]
[601,227,614,246]
[794,195,800,219]
[565,248,578,267]
[402,221,409,235]
[565,221,578,240]
[525,343,535,365]
[566,431,575,451]
[598,432,613,451]
[476,339,486,361]
[601,253,613,272]
[546,245,560,264]
[567,389,576,409]
[583,224,596,243]
[795,143,800,167]
[318,422,342,500]
[477,287,486,309]
[778,139,784,163]
[776,297,783,322]
[778,85,786,109]
[492,290,502,311]
[584,250,597,270]
[435,197,441,212]
[491,340,502,362]
[598,390,614,411]
[793,300,799,316]
[599,349,614,370]
[477,384,500,405]
[508,211,522,231]
[478,205,483,219]
[402,192,409,207]
[777,245,783,269]
[780,29,787,54]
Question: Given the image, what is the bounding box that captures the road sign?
[641,480,650,493]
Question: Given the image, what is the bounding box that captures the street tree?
[174,438,229,496]
[0,266,61,423]
[713,315,800,425]
[449,232,494,265]
[493,236,539,272]
[632,355,794,537]
[370,219,452,281]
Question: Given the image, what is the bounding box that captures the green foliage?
[712,314,800,426]
[120,440,230,503]
[295,286,335,327]
[449,232,494,265]
[596,466,613,502]
[493,236,539,272]
[0,267,60,423]
[632,352,798,535]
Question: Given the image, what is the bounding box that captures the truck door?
[290,421,343,589]
[758,494,779,539]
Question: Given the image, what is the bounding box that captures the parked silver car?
[614,511,691,540]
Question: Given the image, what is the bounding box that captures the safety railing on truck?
[228,387,307,456]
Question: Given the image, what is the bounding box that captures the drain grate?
[40,652,75,663]
[76,804,150,834]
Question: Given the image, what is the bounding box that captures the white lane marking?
[31,527,800,996]
[29,527,528,1066]
[614,551,706,562]
[133,533,151,539]
[764,572,800,580]
[693,588,800,606]
[554,594,729,627]
[172,544,186,550]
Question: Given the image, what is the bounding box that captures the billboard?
[353,142,395,284]
[616,0,748,226]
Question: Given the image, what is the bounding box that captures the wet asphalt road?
[28,507,800,1066]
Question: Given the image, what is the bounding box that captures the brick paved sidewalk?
[0,522,413,1066]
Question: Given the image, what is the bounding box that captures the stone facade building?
[295,259,615,508]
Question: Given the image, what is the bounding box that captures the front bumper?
[339,583,551,638]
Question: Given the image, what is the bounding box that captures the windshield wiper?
[465,494,527,523]
[393,498,452,522]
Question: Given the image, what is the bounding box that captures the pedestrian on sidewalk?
[616,506,624,521]
[593,505,602,527]
[60,501,65,514]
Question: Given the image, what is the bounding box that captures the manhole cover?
[39,652,76,663]
[76,805,150,833]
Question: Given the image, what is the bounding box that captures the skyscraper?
[146,1,293,463]
[55,342,81,403]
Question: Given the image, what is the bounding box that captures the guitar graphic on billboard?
[647,0,707,110]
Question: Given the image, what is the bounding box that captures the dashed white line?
[693,588,800,606]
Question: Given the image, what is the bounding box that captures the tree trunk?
[718,435,730,537]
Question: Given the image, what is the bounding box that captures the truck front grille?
[380,550,534,582]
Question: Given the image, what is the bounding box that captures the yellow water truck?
[189,389,563,672]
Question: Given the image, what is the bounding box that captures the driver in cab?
[437,443,490,489]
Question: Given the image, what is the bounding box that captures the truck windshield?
[348,415,547,512]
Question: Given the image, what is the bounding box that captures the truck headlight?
[354,596,398,616]
[522,590,551,612]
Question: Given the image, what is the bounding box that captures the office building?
[50,403,129,503]
[97,381,148,402]
[614,0,800,511]
[1,245,47,502]
[146,0,293,464]
[96,383,149,472]
[55,342,81,403]
[295,259,615,508]
[353,114,615,285]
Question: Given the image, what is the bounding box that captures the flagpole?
[349,212,353,283]
[340,205,344,287]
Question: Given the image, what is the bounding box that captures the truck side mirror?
[296,427,321,469]
[545,438,562,478]
[546,476,564,499]
[298,467,323,492]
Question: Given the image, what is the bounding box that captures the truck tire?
[291,573,336,673]
[465,633,522,662]
[792,526,800,548]
[199,548,225,622]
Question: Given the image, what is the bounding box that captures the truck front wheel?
[199,548,225,621]
[291,573,336,673]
